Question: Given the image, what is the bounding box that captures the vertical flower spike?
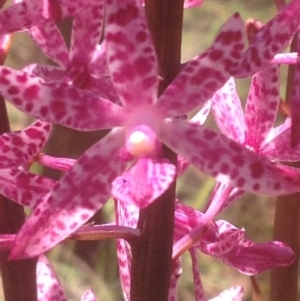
[232,0,300,77]
[37,255,68,301]
[0,120,52,168]
[105,0,159,107]
[155,13,245,117]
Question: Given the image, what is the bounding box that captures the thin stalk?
[270,32,300,301]
[130,0,183,301]
[0,96,37,301]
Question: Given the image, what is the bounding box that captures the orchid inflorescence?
[0,0,299,300]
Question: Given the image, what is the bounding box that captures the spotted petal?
[0,168,56,208]
[70,1,104,64]
[233,0,300,77]
[112,158,176,208]
[105,0,159,107]
[37,255,68,301]
[10,129,127,258]
[156,13,245,117]
[219,241,295,275]
[160,119,300,195]
[211,77,246,144]
[0,120,51,168]
[0,67,124,131]
[29,23,69,68]
[244,66,280,151]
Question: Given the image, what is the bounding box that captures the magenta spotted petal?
[232,0,300,77]
[1,169,55,208]
[112,158,176,208]
[0,67,124,131]
[155,13,245,117]
[161,118,300,195]
[0,120,51,168]
[105,0,159,107]
[10,129,127,259]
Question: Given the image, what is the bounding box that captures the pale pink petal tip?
[209,286,244,301]
[81,290,98,301]
[37,255,68,301]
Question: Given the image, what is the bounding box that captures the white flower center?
[126,128,156,157]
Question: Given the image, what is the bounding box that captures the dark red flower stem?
[130,1,183,301]
[0,96,38,301]
[270,32,300,301]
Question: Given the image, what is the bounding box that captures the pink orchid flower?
[4,0,300,260]
[210,62,300,212]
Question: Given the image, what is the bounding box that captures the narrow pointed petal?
[105,0,159,107]
[37,255,68,301]
[211,77,246,144]
[10,129,127,258]
[209,286,244,301]
[0,120,51,168]
[70,1,104,63]
[112,158,176,208]
[160,119,300,195]
[232,0,300,77]
[220,241,295,275]
[0,67,124,131]
[89,43,109,77]
[156,13,245,117]
[0,168,55,208]
[29,23,69,68]
[244,66,280,150]
[115,201,137,301]
[81,290,98,301]
[189,248,206,301]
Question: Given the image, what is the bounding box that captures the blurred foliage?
[1,0,298,301]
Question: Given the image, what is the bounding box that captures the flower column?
[130,0,183,301]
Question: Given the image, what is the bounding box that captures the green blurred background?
[2,0,297,300]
